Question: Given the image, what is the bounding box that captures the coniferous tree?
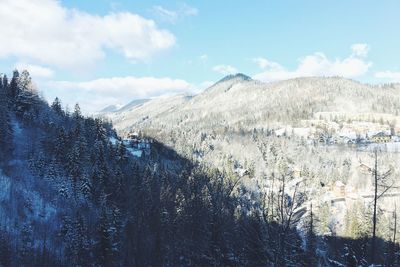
[8,70,19,99]
[305,203,317,266]
[14,70,40,121]
[0,228,12,267]
[0,77,13,163]
[51,97,63,116]
[19,223,34,267]
[54,127,67,163]
[96,206,114,267]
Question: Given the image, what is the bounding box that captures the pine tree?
[96,206,114,267]
[67,143,82,190]
[73,103,82,121]
[54,127,68,163]
[75,214,91,266]
[0,228,12,267]
[8,70,19,99]
[80,173,92,200]
[91,140,109,200]
[51,97,63,116]
[19,223,34,266]
[305,203,317,266]
[0,77,13,162]
[14,70,40,120]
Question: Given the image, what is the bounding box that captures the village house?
[123,132,152,157]
[331,180,346,198]
[357,163,372,175]
[292,167,302,178]
[370,132,391,143]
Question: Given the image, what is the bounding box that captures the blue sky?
[1,0,400,112]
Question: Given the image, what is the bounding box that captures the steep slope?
[102,76,400,253]
[2,70,330,267]
[97,104,121,114]
[115,98,150,113]
[106,93,192,133]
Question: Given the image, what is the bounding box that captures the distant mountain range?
[98,99,150,114]
[101,74,400,135]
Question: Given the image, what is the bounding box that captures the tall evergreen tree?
[51,97,63,116]
[8,69,19,99]
[0,77,13,162]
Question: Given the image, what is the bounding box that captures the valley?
[103,74,400,251]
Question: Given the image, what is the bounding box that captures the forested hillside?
[1,70,399,266]
[102,74,400,266]
[0,70,332,266]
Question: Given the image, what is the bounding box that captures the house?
[392,135,400,142]
[328,136,339,145]
[358,163,372,174]
[292,167,302,178]
[332,181,346,197]
[127,132,139,141]
[370,132,391,143]
[318,134,329,143]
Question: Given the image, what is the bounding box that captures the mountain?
[214,73,252,84]
[3,71,399,265]
[3,70,326,266]
[105,93,193,132]
[102,74,400,266]
[98,99,150,115]
[116,98,150,112]
[105,75,400,135]
[103,75,400,191]
[98,104,121,113]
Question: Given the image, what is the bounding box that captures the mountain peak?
[217,73,252,84]
[98,104,121,114]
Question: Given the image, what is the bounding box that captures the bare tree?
[370,149,394,263]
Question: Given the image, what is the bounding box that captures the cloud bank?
[151,4,198,24]
[213,65,238,75]
[46,76,192,113]
[0,0,175,70]
[254,44,372,82]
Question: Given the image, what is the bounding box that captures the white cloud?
[375,71,400,83]
[14,63,54,78]
[152,3,198,24]
[213,65,238,75]
[351,43,369,57]
[180,3,199,17]
[152,6,178,23]
[200,54,208,61]
[0,0,175,70]
[46,76,191,113]
[254,44,372,82]
[253,57,284,70]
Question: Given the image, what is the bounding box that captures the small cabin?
[293,168,302,178]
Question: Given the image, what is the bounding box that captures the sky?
[1,0,400,113]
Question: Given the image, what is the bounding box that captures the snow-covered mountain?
[3,70,399,266]
[97,104,122,113]
[103,74,400,135]
[101,75,400,259]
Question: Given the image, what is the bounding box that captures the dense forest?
[0,70,398,266]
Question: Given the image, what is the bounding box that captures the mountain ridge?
[103,75,400,135]
[100,75,400,116]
